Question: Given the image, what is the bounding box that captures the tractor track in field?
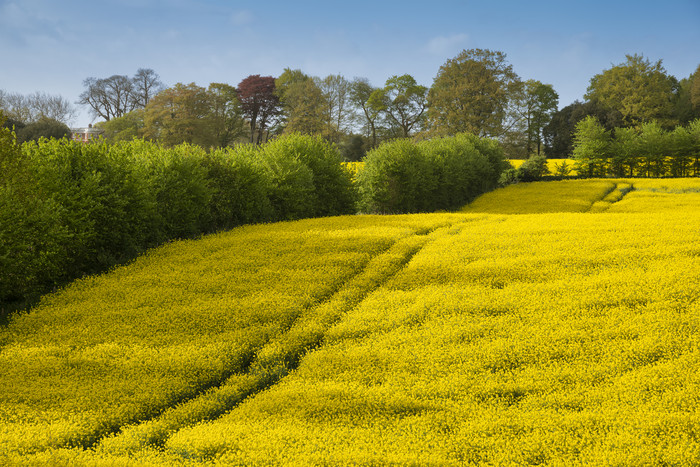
[587,182,635,212]
[88,225,444,455]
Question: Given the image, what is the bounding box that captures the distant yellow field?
[508,158,578,175]
[2,179,700,465]
[344,159,578,177]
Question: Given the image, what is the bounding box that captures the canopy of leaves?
[585,54,676,128]
[237,75,281,144]
[428,48,520,138]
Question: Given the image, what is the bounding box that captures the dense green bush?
[255,133,356,220]
[420,134,503,209]
[202,147,274,231]
[358,134,507,213]
[0,127,71,304]
[0,133,362,309]
[516,155,551,182]
[357,139,437,213]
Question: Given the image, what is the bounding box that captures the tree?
[237,75,281,144]
[543,100,623,158]
[428,48,520,138]
[380,74,428,138]
[132,68,164,107]
[79,75,137,121]
[637,121,667,177]
[611,126,640,177]
[207,83,246,147]
[16,117,71,143]
[143,82,213,147]
[95,109,145,142]
[572,116,612,177]
[585,54,677,128]
[348,78,383,149]
[520,80,558,155]
[276,69,326,135]
[0,90,32,122]
[315,74,351,143]
[78,69,163,121]
[692,65,700,112]
[281,79,326,135]
[0,90,77,125]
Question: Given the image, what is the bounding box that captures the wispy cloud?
[423,33,469,56]
[231,10,253,26]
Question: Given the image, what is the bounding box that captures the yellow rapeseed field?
[2,178,700,465]
[508,158,577,175]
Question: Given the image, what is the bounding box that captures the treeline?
[0,124,504,312]
[572,117,700,177]
[83,53,700,160]
[2,54,699,160]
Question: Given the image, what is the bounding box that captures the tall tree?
[428,48,520,138]
[348,78,382,149]
[380,74,428,137]
[207,82,246,147]
[132,68,164,108]
[585,54,677,128]
[276,69,326,135]
[692,64,700,112]
[79,75,137,121]
[78,69,163,121]
[142,82,213,147]
[237,75,280,144]
[572,115,612,177]
[516,80,559,155]
[0,90,77,125]
[95,109,145,142]
[315,74,351,143]
[16,117,71,143]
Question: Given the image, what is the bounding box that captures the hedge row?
[0,132,355,308]
[573,117,700,178]
[356,133,509,213]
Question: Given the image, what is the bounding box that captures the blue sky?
[1,0,699,127]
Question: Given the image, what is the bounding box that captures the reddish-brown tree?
[237,75,280,144]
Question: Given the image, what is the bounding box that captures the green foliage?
[553,159,573,177]
[498,156,551,186]
[95,109,145,142]
[586,54,677,128]
[544,100,623,158]
[572,117,700,178]
[0,134,360,308]
[340,134,366,162]
[357,139,436,213]
[517,155,551,182]
[420,134,500,208]
[202,147,274,230]
[256,133,356,219]
[15,117,71,143]
[572,116,612,177]
[428,48,520,138]
[358,134,507,213]
[0,123,71,304]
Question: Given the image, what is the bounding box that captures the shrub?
[358,134,508,214]
[256,134,356,219]
[517,155,551,182]
[420,135,493,209]
[130,142,214,240]
[202,146,274,230]
[357,139,437,213]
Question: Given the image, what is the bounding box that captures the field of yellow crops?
[2,178,700,465]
